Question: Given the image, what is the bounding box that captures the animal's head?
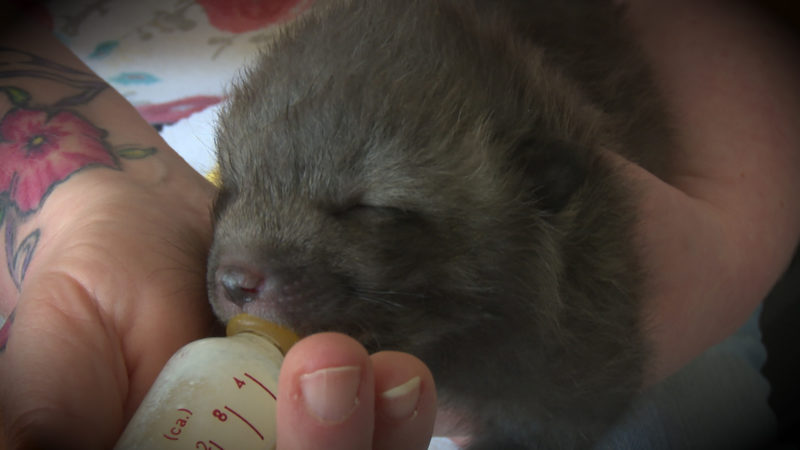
[207,0,603,354]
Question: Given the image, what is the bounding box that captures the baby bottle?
[114,314,298,450]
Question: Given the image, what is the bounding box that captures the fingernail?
[379,376,421,420]
[299,365,361,424]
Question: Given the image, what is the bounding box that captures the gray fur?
[208,0,674,448]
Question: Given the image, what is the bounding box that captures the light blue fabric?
[597,305,777,450]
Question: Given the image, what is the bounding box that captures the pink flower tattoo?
[0,108,119,214]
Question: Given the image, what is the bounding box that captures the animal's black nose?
[216,265,264,306]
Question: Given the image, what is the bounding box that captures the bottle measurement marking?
[195,440,223,450]
[162,408,193,441]
[244,372,276,400]
[223,405,264,440]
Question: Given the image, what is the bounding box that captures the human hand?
[278,333,437,450]
[0,161,218,448]
[0,40,223,443]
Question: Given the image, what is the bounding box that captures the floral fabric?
[42,0,310,175]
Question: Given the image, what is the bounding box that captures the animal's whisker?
[354,287,428,299]
[350,290,408,310]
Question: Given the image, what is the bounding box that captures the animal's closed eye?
[333,203,420,226]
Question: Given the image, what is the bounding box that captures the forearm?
[0,18,212,197]
[625,1,800,381]
[0,17,213,316]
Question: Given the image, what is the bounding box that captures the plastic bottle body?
[114,331,284,450]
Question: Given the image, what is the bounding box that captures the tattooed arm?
[0,15,436,450]
[0,15,219,449]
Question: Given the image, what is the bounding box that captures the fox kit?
[208,1,673,447]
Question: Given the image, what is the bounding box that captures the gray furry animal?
[207,0,674,448]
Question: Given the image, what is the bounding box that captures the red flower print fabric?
[0,108,118,214]
[197,0,305,32]
[135,95,224,124]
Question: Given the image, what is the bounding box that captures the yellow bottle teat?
[226,313,299,354]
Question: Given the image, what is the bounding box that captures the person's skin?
[624,0,800,383]
[277,334,436,450]
[0,1,798,449]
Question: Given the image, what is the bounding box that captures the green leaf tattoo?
[116,146,158,159]
[0,86,30,106]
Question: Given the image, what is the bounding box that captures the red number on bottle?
[212,409,228,422]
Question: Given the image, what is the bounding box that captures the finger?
[276,332,375,450]
[371,351,437,450]
[0,272,127,450]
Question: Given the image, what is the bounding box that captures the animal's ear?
[515,137,590,212]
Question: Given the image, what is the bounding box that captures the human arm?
[0,13,219,448]
[622,0,800,383]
